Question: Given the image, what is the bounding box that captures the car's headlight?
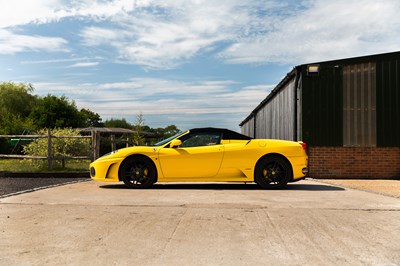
[102,150,119,157]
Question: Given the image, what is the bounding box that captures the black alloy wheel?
[120,156,156,189]
[255,156,292,189]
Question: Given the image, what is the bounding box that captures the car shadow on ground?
[99,182,345,191]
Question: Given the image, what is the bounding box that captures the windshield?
[153,131,185,146]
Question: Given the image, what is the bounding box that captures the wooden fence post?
[111,135,116,151]
[91,130,101,161]
[91,131,95,161]
[47,129,53,170]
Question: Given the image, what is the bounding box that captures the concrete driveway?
[1,180,399,265]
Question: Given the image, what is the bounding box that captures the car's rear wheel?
[255,156,292,189]
[120,156,156,189]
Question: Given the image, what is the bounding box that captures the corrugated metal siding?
[301,65,343,146]
[343,63,376,147]
[376,58,400,147]
[240,116,254,137]
[255,79,296,140]
[241,51,400,147]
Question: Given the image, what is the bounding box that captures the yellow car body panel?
[158,145,224,178]
[90,128,308,187]
[90,146,158,183]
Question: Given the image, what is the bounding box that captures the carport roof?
[79,127,153,136]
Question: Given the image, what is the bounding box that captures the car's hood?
[96,146,158,161]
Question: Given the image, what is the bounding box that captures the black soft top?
[189,127,252,140]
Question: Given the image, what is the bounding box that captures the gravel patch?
[0,177,89,198]
[316,179,400,198]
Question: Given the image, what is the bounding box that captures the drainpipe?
[252,112,257,139]
[293,67,302,141]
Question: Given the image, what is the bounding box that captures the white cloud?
[79,0,247,69]
[3,0,400,65]
[219,0,400,64]
[21,57,99,64]
[0,0,60,28]
[0,29,68,54]
[67,62,99,68]
[32,77,271,128]
[0,0,148,28]
[78,0,400,68]
[0,0,147,55]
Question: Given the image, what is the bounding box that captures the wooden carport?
[79,127,154,161]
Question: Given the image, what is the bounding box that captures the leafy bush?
[22,128,90,169]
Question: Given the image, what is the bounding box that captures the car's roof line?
[189,127,253,140]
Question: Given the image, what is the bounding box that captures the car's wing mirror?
[170,139,182,148]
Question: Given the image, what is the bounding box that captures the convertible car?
[90,127,308,189]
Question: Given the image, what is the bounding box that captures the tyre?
[119,156,157,189]
[255,156,292,189]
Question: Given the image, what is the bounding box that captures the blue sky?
[1,0,400,131]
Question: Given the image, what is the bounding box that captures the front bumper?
[90,157,123,182]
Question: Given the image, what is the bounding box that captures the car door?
[158,132,224,178]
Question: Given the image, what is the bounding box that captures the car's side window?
[180,133,222,148]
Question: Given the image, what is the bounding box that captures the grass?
[0,159,90,173]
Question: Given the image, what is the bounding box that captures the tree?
[29,94,82,128]
[0,113,35,135]
[79,108,103,127]
[0,82,104,131]
[0,82,37,135]
[163,125,180,137]
[103,118,132,129]
[0,113,36,153]
[132,113,145,146]
[0,82,37,118]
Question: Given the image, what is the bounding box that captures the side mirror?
[170,139,182,148]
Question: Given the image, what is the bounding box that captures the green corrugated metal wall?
[301,64,343,146]
[301,52,400,147]
[376,55,400,147]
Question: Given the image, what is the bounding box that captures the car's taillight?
[299,141,307,150]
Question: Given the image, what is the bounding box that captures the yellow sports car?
[90,127,308,189]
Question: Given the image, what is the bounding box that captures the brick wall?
[309,147,400,179]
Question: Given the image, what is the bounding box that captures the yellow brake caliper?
[143,168,149,179]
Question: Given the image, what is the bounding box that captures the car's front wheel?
[255,156,292,189]
[119,156,156,189]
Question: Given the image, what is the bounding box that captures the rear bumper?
[289,155,309,181]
